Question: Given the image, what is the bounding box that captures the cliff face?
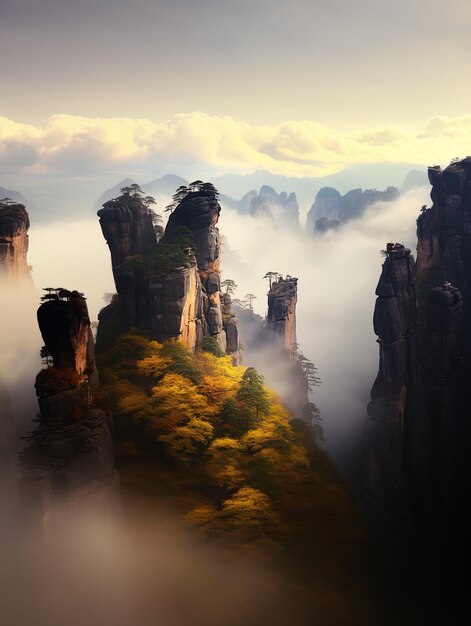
[364,158,471,546]
[0,200,31,280]
[363,245,423,526]
[20,292,116,528]
[221,293,240,365]
[98,187,238,357]
[164,190,227,350]
[306,186,399,234]
[266,277,298,351]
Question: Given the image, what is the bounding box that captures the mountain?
[213,163,426,213]
[306,186,399,234]
[402,168,429,191]
[93,177,136,211]
[220,185,300,230]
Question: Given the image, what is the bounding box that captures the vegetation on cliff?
[97,331,360,552]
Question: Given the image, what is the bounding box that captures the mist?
[1,187,430,473]
[219,186,431,468]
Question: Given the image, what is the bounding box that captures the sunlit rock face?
[97,188,239,357]
[163,191,229,352]
[221,293,240,365]
[21,293,116,530]
[364,159,471,547]
[266,277,298,352]
[306,186,399,234]
[0,200,31,280]
[98,194,156,269]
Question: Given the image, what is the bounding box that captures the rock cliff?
[20,290,116,529]
[221,293,240,365]
[97,185,238,357]
[364,157,471,547]
[233,276,320,432]
[266,276,298,351]
[0,199,31,280]
[306,186,399,234]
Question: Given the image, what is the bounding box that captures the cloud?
[1,112,471,178]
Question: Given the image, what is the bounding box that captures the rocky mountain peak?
[0,199,31,280]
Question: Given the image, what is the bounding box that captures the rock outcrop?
[266,276,298,351]
[221,186,300,231]
[0,199,31,280]
[306,186,399,234]
[221,293,240,365]
[97,186,238,357]
[362,244,424,532]
[364,158,471,548]
[20,291,116,529]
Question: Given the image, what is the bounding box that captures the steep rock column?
[0,200,31,280]
[20,293,116,530]
[362,245,422,535]
[98,194,156,328]
[266,277,298,351]
[164,191,226,351]
[427,285,463,534]
[221,293,240,365]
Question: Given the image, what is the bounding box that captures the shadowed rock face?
[0,200,30,280]
[363,246,421,527]
[364,159,471,549]
[165,191,221,272]
[21,294,116,529]
[266,277,298,352]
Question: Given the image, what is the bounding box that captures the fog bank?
[219,187,430,465]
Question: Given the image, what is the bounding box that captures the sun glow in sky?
[1,0,471,177]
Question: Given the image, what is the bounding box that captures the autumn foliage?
[98,332,359,549]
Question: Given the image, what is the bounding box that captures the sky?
[1,0,471,181]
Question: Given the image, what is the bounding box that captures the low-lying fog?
[1,186,430,471]
[219,187,430,467]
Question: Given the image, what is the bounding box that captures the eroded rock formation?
[221,186,300,231]
[221,293,240,365]
[364,158,471,546]
[266,276,298,351]
[0,199,31,280]
[98,187,238,357]
[362,244,423,530]
[306,186,399,234]
[20,292,116,528]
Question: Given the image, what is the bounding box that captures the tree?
[120,186,132,196]
[262,272,279,289]
[40,346,53,367]
[189,180,204,192]
[201,182,219,197]
[221,278,238,296]
[130,183,144,196]
[148,208,162,225]
[236,367,269,428]
[244,293,257,311]
[143,195,157,207]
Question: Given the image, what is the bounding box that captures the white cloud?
[1,112,471,177]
